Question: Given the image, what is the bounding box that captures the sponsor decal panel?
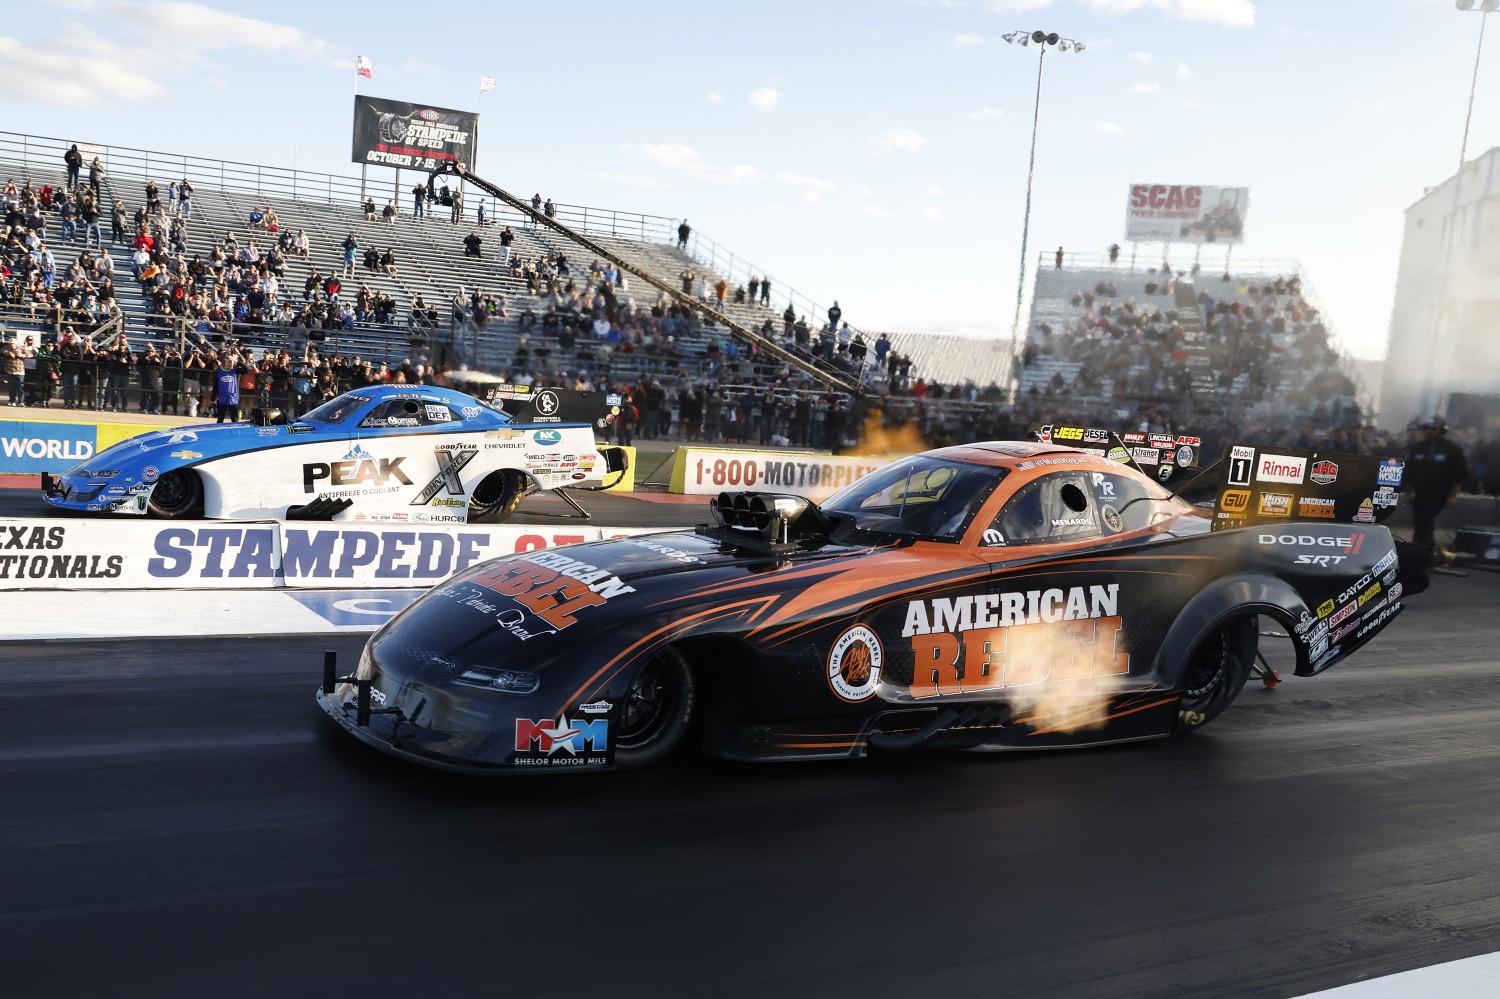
[1258,492,1293,517]
[827,625,883,702]
[1298,497,1337,519]
[1220,489,1251,514]
[1226,445,1255,487]
[513,715,609,768]
[1309,460,1339,486]
[901,584,1127,698]
[1256,453,1307,485]
[1376,460,1404,488]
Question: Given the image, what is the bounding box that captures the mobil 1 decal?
[1212,444,1403,532]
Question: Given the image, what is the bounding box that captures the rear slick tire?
[614,647,695,771]
[468,470,524,523]
[1177,616,1255,731]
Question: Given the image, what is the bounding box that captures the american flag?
[479,75,497,93]
[356,55,373,79]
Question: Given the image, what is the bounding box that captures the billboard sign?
[1125,183,1249,245]
[351,96,478,170]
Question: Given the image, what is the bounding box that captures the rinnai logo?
[1256,454,1306,484]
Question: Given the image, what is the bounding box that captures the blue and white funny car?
[41,384,625,522]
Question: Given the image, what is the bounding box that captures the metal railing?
[0,130,679,246]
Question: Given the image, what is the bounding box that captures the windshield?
[300,393,371,425]
[821,456,1005,542]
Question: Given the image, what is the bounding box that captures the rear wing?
[1031,423,1200,487]
[487,385,621,434]
[1211,445,1404,532]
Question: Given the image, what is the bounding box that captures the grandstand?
[0,130,1006,405]
[1015,250,1369,427]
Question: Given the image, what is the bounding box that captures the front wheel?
[147,469,203,518]
[1177,617,1255,731]
[614,647,695,770]
[468,470,525,523]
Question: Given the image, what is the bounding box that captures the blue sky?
[1,0,1491,360]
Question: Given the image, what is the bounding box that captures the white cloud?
[707,90,724,104]
[1084,0,1255,28]
[985,0,1056,11]
[1094,121,1128,135]
[1,1,340,108]
[872,127,929,153]
[116,1,332,56]
[968,106,1006,120]
[1128,50,1153,62]
[1183,97,1198,109]
[1176,61,1192,79]
[1131,82,1160,93]
[860,205,894,218]
[925,184,944,197]
[0,31,165,106]
[917,207,946,221]
[773,170,834,192]
[631,143,765,185]
[749,86,780,112]
[587,172,665,188]
[952,32,985,48]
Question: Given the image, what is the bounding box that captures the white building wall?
[1380,148,1500,429]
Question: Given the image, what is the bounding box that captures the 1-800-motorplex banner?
[1124,183,1249,245]
[351,95,479,170]
[0,520,651,590]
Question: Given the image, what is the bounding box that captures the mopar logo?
[302,457,411,493]
[532,430,563,447]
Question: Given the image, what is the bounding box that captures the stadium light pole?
[1456,0,1499,171]
[1002,30,1084,351]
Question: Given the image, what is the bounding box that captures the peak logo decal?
[828,625,882,702]
[303,446,411,494]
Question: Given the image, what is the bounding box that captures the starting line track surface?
[2,588,423,639]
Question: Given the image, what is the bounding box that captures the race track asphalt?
[3,557,1500,996]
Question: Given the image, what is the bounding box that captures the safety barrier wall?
[0,519,656,590]
[0,418,178,474]
[669,447,897,501]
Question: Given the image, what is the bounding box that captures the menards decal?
[901,584,1128,698]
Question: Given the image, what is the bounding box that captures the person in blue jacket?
[215,356,241,423]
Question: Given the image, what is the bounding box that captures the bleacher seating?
[1018,255,1364,422]
[1,130,1007,402]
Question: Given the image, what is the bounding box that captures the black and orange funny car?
[317,433,1423,773]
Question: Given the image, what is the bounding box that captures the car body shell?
[41,385,608,522]
[319,441,1410,774]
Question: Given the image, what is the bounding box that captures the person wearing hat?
[1404,417,1468,560]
